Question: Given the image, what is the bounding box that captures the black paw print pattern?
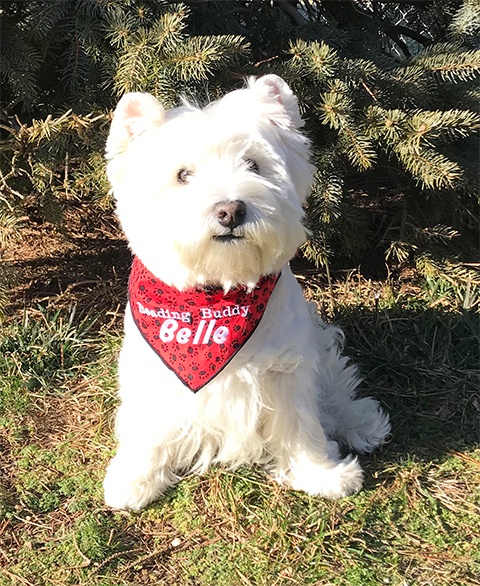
[128,257,280,392]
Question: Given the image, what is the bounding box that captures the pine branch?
[387,64,438,108]
[365,105,478,187]
[449,0,480,45]
[165,35,249,82]
[308,167,344,225]
[410,42,480,82]
[416,254,480,294]
[413,224,460,246]
[114,28,153,94]
[0,19,42,108]
[301,233,331,269]
[105,10,138,49]
[406,109,480,144]
[149,8,188,50]
[24,112,107,145]
[318,81,376,170]
[386,240,416,264]
[288,39,338,81]
[0,209,23,248]
[394,145,462,189]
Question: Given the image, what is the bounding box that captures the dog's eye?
[177,168,193,185]
[244,158,260,174]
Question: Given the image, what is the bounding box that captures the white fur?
[104,75,390,510]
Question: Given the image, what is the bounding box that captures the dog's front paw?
[103,460,152,511]
[282,455,364,499]
[103,455,172,511]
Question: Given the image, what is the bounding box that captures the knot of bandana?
[128,257,280,392]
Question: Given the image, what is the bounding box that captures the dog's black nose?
[214,200,247,229]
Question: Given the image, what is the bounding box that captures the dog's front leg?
[103,404,180,510]
[265,371,364,499]
[103,445,179,511]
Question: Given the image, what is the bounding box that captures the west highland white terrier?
[103,75,390,510]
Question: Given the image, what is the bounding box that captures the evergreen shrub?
[1,0,479,296]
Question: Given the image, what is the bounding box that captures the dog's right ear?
[106,93,165,160]
[249,75,303,130]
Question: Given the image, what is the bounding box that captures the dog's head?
[107,75,314,289]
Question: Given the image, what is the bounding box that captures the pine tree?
[1,0,479,303]
[0,1,248,225]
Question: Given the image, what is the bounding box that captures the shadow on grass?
[334,304,480,474]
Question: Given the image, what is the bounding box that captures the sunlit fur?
[104,75,390,510]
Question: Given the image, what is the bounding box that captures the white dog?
[103,75,390,510]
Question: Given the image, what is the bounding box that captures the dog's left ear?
[106,92,165,160]
[249,75,303,130]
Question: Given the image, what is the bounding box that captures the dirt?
[2,201,132,328]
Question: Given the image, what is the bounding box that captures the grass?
[0,279,479,586]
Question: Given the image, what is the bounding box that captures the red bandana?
[128,257,280,392]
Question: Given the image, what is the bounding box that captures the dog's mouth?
[212,234,245,243]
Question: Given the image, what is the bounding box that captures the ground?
[0,204,479,586]
[2,201,130,326]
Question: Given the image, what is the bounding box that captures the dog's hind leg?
[262,370,365,499]
[314,338,391,454]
